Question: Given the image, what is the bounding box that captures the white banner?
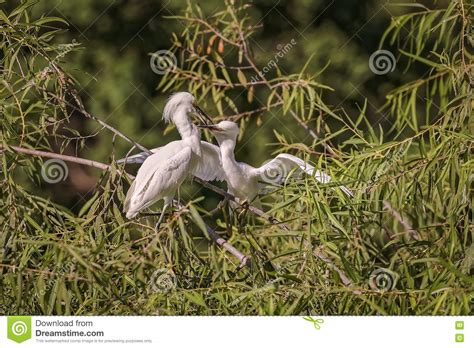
[0,316,470,347]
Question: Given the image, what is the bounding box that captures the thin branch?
[313,246,353,287]
[383,200,421,241]
[4,145,113,173]
[194,178,290,229]
[6,145,287,242]
[195,178,352,283]
[37,86,152,156]
[220,101,284,121]
[167,68,312,89]
[170,16,241,47]
[206,226,249,268]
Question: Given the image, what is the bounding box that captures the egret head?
[162,92,212,125]
[198,121,240,143]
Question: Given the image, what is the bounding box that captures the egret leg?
[208,198,229,216]
[155,204,170,231]
[221,199,233,236]
[237,200,249,220]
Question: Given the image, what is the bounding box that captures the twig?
[38,86,152,156]
[5,32,151,157]
[169,68,314,88]
[4,145,114,173]
[383,200,421,241]
[206,226,249,268]
[174,199,250,267]
[170,16,241,47]
[0,263,89,282]
[221,101,284,121]
[194,178,290,229]
[312,246,353,287]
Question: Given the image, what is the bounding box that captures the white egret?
[198,121,353,203]
[123,92,225,227]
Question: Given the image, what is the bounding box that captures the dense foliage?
[0,0,472,315]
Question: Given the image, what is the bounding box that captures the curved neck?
[219,138,237,164]
[172,106,202,156]
[173,106,197,140]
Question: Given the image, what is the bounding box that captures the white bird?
[198,120,353,203]
[123,92,225,227]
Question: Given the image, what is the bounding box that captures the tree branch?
[206,226,249,268]
[194,178,290,229]
[4,145,112,173]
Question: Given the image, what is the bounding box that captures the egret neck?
[218,138,237,170]
[172,106,202,157]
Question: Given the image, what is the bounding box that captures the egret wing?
[124,142,192,217]
[256,153,353,197]
[116,147,160,164]
[117,142,225,182]
[192,142,226,182]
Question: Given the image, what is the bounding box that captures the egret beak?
[197,124,223,132]
[192,103,213,125]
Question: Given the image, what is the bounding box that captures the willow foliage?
[0,1,472,315]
